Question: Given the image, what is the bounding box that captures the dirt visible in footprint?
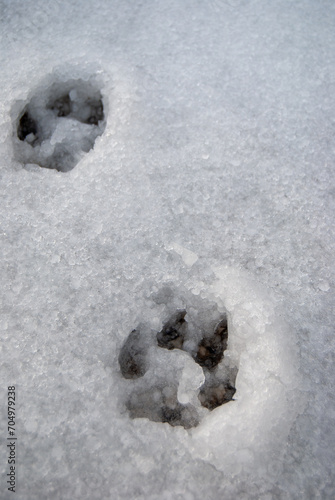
[118,329,148,379]
[126,386,200,429]
[194,318,228,370]
[17,112,38,142]
[198,380,236,410]
[156,310,187,350]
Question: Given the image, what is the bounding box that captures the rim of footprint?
[119,293,237,429]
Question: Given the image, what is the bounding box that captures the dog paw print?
[14,78,106,172]
[119,307,236,429]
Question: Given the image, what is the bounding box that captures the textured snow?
[0,0,334,499]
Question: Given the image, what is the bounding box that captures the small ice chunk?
[167,242,199,267]
[318,281,330,292]
[69,89,77,101]
[25,133,36,143]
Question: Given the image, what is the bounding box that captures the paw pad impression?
[14,78,106,172]
[119,297,236,430]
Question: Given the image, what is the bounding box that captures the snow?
[0,0,334,499]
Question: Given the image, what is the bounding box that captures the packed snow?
[0,0,334,499]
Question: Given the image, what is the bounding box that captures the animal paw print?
[119,307,236,429]
[15,78,105,172]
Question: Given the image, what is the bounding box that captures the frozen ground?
[0,0,334,498]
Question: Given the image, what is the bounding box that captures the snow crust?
[0,0,334,499]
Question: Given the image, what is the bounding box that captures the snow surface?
[0,0,334,498]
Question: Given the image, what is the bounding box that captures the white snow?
[0,0,334,499]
